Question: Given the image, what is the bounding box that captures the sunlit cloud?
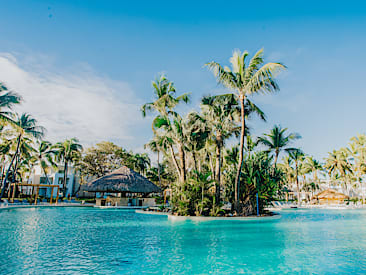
[0,53,148,148]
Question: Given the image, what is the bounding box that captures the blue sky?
[1,0,366,161]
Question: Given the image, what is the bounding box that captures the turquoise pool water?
[1,207,366,274]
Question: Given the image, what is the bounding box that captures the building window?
[58,178,70,185]
[40,177,54,184]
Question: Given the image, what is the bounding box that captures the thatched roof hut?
[81,166,160,194]
[311,189,349,205]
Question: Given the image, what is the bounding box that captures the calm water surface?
[1,207,366,274]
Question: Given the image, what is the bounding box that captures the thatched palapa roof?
[312,189,349,200]
[81,166,160,193]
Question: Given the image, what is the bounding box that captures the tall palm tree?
[288,149,305,206]
[54,138,82,197]
[257,125,301,166]
[200,94,240,202]
[142,75,190,183]
[0,113,44,199]
[153,113,188,182]
[185,112,209,174]
[205,49,285,211]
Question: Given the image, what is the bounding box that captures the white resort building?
[20,165,80,199]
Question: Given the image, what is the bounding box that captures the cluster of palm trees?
[277,134,366,204]
[0,83,83,199]
[324,134,366,200]
[142,49,287,215]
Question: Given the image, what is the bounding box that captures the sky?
[0,0,366,161]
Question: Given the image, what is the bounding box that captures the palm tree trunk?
[215,139,222,204]
[296,161,300,206]
[0,135,21,199]
[63,160,68,197]
[157,151,161,187]
[178,144,186,183]
[274,150,279,167]
[234,94,246,212]
[169,145,181,179]
[192,151,198,173]
[42,166,52,185]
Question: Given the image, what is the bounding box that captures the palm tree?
[185,112,209,174]
[303,156,323,184]
[348,134,366,203]
[205,49,285,211]
[145,137,162,186]
[288,149,305,206]
[324,149,352,192]
[0,83,22,123]
[133,153,151,176]
[141,74,189,118]
[54,138,82,197]
[257,125,301,166]
[153,112,189,183]
[279,156,296,191]
[35,141,57,185]
[142,75,190,183]
[0,113,44,199]
[199,94,240,202]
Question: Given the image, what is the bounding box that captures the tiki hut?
[81,166,160,207]
[311,189,349,205]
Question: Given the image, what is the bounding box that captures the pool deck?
[0,203,152,210]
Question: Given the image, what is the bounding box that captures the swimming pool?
[1,207,366,274]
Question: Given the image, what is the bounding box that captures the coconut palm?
[325,149,352,191]
[205,49,285,211]
[141,74,190,118]
[153,112,189,182]
[0,83,22,123]
[199,94,240,202]
[54,138,82,197]
[257,125,301,166]
[348,134,366,203]
[0,113,44,199]
[303,156,323,184]
[278,156,296,190]
[35,141,57,185]
[133,153,151,176]
[145,137,163,186]
[288,149,305,206]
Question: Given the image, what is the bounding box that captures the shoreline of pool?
[135,209,281,221]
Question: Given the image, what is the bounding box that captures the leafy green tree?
[1,113,44,199]
[205,49,285,212]
[240,152,284,215]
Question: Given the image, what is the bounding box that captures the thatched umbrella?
[81,166,161,194]
[311,189,349,204]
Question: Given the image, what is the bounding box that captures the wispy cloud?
[0,53,147,148]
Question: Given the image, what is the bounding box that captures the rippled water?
[1,207,366,274]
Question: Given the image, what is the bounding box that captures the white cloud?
[0,53,147,148]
